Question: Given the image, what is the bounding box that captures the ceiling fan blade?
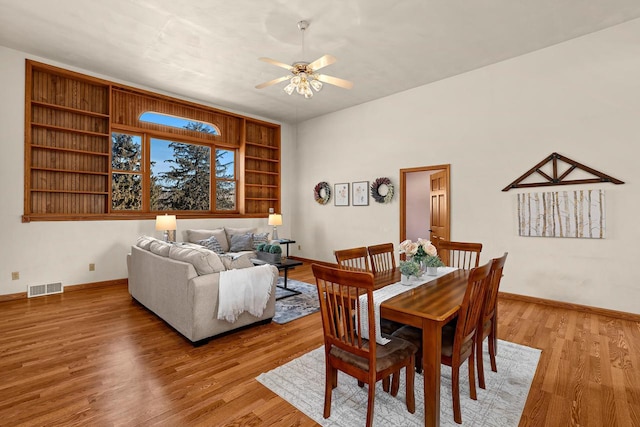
[316,74,354,90]
[255,75,291,89]
[258,57,293,71]
[308,54,337,72]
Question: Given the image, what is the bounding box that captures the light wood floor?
[0,263,638,426]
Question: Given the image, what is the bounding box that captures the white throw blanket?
[358,267,457,344]
[217,264,275,323]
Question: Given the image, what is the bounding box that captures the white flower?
[425,243,438,257]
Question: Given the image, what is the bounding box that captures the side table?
[275,239,295,258]
[251,258,303,300]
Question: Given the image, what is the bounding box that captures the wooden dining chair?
[334,247,370,272]
[476,252,508,389]
[312,264,417,427]
[367,243,396,274]
[392,261,492,424]
[438,240,483,269]
[336,245,402,337]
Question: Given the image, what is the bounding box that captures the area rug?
[272,278,319,324]
[257,340,541,426]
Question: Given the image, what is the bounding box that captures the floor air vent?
[28,282,63,298]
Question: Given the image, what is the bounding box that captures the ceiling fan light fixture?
[310,78,323,92]
[256,20,353,98]
[283,82,296,95]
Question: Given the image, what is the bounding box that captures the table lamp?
[268,213,282,241]
[155,214,177,242]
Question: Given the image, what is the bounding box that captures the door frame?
[399,164,451,244]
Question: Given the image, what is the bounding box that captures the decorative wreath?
[370,177,394,204]
[314,181,332,205]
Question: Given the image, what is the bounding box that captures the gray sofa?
[127,235,277,344]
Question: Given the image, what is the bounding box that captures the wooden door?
[429,170,449,256]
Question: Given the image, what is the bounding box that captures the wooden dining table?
[374,268,471,427]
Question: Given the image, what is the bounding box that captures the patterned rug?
[273,278,319,324]
[257,340,541,426]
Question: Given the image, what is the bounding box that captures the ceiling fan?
[255,20,354,98]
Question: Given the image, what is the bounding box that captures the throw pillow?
[252,232,269,250]
[229,233,255,252]
[185,228,230,252]
[224,226,256,246]
[197,235,225,254]
[169,245,225,275]
[220,253,255,270]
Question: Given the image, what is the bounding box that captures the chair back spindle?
[367,243,396,274]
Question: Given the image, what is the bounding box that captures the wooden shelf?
[31,166,109,176]
[31,144,109,157]
[31,100,109,118]
[245,169,278,176]
[245,155,278,163]
[31,122,110,137]
[30,189,109,195]
[245,183,278,188]
[245,141,279,150]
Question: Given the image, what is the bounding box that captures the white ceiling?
[2,0,640,124]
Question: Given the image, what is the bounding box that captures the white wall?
[0,46,295,295]
[293,19,640,313]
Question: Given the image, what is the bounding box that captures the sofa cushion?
[252,232,270,250]
[169,244,225,275]
[224,227,256,245]
[197,235,225,254]
[186,228,229,252]
[221,253,255,270]
[136,235,159,250]
[229,233,255,252]
[149,240,171,257]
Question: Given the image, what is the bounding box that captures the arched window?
[139,112,220,135]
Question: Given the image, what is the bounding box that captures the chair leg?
[489,327,498,372]
[391,370,399,396]
[415,347,423,374]
[365,381,376,427]
[324,365,334,419]
[477,337,486,389]
[452,364,462,424]
[382,376,390,393]
[468,350,477,401]
[405,356,416,413]
[358,380,365,388]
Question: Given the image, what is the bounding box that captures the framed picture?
[352,181,369,206]
[334,183,349,206]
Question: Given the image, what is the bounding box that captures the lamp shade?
[268,214,282,226]
[155,214,177,231]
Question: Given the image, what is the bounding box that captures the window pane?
[111,133,141,171]
[216,181,236,211]
[140,112,220,135]
[215,149,235,178]
[112,173,142,210]
[150,138,210,211]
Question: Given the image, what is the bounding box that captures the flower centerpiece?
[399,238,444,276]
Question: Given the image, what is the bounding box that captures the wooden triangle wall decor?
[502,152,624,191]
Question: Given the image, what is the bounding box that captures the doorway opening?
[399,164,451,247]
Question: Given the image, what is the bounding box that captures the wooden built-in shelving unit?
[24,60,281,221]
[26,63,111,216]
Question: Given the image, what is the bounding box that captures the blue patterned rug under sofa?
[273,278,319,324]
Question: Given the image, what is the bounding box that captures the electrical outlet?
[11,272,19,280]
[89,263,95,271]
[297,245,301,250]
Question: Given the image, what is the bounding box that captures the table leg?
[283,267,290,288]
[422,320,442,427]
[275,266,302,300]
